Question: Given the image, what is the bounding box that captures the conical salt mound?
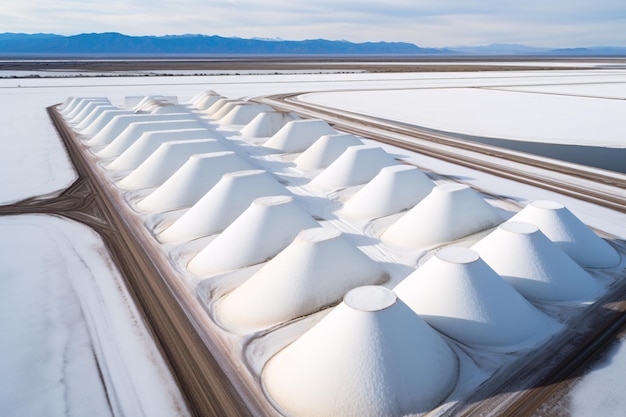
[85,113,190,147]
[188,196,319,276]
[191,92,222,110]
[472,221,602,303]
[395,246,552,348]
[294,133,363,171]
[62,98,109,118]
[204,97,233,116]
[159,169,290,243]
[78,110,134,137]
[310,145,398,190]
[341,165,436,220]
[219,103,274,125]
[210,100,248,120]
[117,139,226,191]
[264,119,337,153]
[137,151,252,212]
[106,128,222,171]
[68,102,114,125]
[263,285,458,417]
[74,105,118,130]
[189,90,218,105]
[217,228,387,331]
[510,200,620,268]
[382,183,502,248]
[240,112,297,138]
[95,119,202,158]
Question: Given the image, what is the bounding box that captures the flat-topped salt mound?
[294,133,363,171]
[217,228,387,331]
[263,285,458,417]
[510,200,620,268]
[95,119,204,158]
[188,196,319,276]
[78,109,135,137]
[73,105,119,130]
[160,169,289,242]
[189,90,218,104]
[341,165,436,220]
[137,151,253,213]
[382,183,502,248]
[263,119,337,153]
[309,145,399,191]
[219,103,274,125]
[85,113,192,147]
[159,169,290,242]
[472,221,602,303]
[68,102,116,125]
[395,247,554,349]
[61,97,110,118]
[210,100,249,120]
[117,139,226,191]
[106,128,223,171]
[240,112,298,139]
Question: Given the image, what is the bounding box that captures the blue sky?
[3,0,626,47]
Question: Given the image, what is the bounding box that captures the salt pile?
[61,97,110,119]
[341,165,435,220]
[117,139,226,191]
[72,105,118,130]
[190,91,223,110]
[263,285,458,417]
[187,196,318,276]
[68,102,115,125]
[472,221,603,303]
[510,200,620,268]
[395,246,554,349]
[136,151,252,212]
[106,128,223,171]
[85,113,191,147]
[159,169,290,242]
[209,100,248,120]
[382,183,502,248]
[216,228,386,331]
[78,109,135,137]
[264,119,337,153]
[95,119,203,158]
[219,103,274,125]
[310,145,399,191]
[240,112,298,139]
[294,133,363,171]
[204,98,234,116]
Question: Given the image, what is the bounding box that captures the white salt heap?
[263,119,337,153]
[309,145,398,190]
[85,113,191,147]
[510,200,620,268]
[136,151,252,212]
[341,165,436,220]
[263,285,458,417]
[72,105,118,130]
[294,133,363,171]
[117,139,226,191]
[209,100,248,120]
[216,228,387,332]
[159,169,290,243]
[187,196,319,276]
[395,246,556,349]
[106,128,223,171]
[95,119,203,158]
[219,103,274,125]
[68,102,115,125]
[382,183,502,248]
[240,112,298,139]
[472,221,603,303]
[78,109,135,137]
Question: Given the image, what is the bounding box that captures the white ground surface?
[0,66,625,416]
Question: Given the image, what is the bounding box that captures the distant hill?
[450,43,626,56]
[0,33,446,55]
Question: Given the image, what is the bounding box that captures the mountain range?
[1,33,625,56]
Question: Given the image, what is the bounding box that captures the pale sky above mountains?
[3,0,626,48]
